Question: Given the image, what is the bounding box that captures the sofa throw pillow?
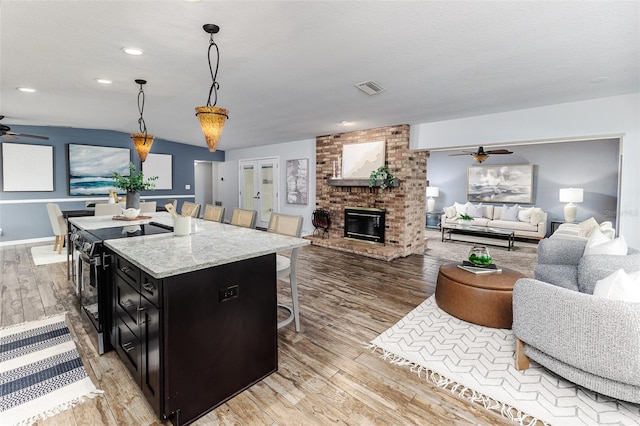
[517,207,534,222]
[578,217,599,238]
[467,203,483,218]
[482,205,495,219]
[454,202,468,216]
[443,206,457,219]
[500,204,519,222]
[584,235,628,256]
[593,269,640,303]
[529,208,545,225]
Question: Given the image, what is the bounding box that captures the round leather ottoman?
[435,263,526,329]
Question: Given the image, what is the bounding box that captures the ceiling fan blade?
[448,151,475,156]
[5,132,50,140]
[485,149,513,154]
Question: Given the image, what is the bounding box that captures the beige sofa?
[442,202,547,240]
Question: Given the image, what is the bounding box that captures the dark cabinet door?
[140,296,161,414]
[113,314,141,382]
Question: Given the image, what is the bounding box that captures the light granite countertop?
[70,212,309,279]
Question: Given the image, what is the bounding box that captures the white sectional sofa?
[442,202,548,240]
[550,218,615,241]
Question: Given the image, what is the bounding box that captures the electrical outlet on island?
[185,184,191,190]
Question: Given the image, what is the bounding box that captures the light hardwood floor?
[1,242,512,425]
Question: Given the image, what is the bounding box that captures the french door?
[238,157,279,229]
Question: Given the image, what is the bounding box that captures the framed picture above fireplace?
[467,164,533,204]
[342,140,385,179]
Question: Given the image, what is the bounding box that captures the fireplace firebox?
[344,207,386,244]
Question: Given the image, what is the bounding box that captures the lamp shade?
[559,188,583,203]
[426,186,440,198]
[131,133,155,162]
[195,106,229,152]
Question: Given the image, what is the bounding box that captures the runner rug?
[369,296,640,426]
[31,245,67,266]
[0,314,101,425]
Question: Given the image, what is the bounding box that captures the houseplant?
[457,213,474,227]
[112,162,158,209]
[368,165,395,193]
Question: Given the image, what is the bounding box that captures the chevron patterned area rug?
[0,314,101,425]
[369,296,640,426]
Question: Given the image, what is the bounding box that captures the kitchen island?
[71,213,309,425]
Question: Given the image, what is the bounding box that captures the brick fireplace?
[310,124,428,260]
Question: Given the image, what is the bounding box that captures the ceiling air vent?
[355,80,385,95]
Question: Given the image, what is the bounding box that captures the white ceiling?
[1,1,638,152]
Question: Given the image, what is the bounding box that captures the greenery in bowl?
[457,213,474,221]
[112,162,158,192]
[368,166,395,192]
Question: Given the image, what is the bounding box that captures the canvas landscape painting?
[286,158,308,205]
[68,144,130,195]
[467,164,533,203]
[342,140,385,179]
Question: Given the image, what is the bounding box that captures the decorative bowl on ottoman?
[468,246,492,265]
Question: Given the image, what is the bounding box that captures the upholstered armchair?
[513,238,640,403]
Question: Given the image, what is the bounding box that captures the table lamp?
[426,186,440,213]
[559,187,583,222]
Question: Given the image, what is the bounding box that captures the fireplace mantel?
[327,178,400,188]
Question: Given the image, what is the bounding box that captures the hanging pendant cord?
[206,32,220,107]
[137,83,148,144]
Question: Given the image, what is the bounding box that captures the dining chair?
[94,203,122,216]
[230,208,257,228]
[139,201,157,214]
[203,204,226,222]
[267,213,304,332]
[46,203,67,254]
[181,201,201,218]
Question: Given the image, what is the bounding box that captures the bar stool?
[230,208,257,228]
[203,204,226,222]
[267,213,304,331]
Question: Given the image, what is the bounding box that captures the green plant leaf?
[112,162,158,192]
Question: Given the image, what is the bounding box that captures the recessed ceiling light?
[122,47,144,56]
[340,120,353,126]
[17,87,36,93]
[95,78,113,84]
[590,76,608,84]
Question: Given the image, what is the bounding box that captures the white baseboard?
[0,236,56,247]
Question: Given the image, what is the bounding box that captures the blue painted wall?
[0,125,223,242]
[427,138,620,235]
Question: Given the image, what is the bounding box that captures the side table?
[426,212,442,229]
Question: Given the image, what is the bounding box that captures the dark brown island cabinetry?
[108,250,278,426]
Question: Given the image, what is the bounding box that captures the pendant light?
[195,24,229,152]
[131,79,154,162]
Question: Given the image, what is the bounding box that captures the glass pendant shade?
[131,132,155,162]
[195,106,228,152]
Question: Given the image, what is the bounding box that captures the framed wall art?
[342,140,385,179]
[68,144,130,195]
[467,164,533,204]
[2,143,54,191]
[143,153,172,190]
[286,158,308,205]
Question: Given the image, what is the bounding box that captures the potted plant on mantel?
[112,162,158,209]
[368,165,396,193]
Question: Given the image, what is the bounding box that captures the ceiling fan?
[449,146,513,163]
[0,116,50,140]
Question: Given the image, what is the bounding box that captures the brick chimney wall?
[315,124,428,257]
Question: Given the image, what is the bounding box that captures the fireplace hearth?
[344,207,385,244]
